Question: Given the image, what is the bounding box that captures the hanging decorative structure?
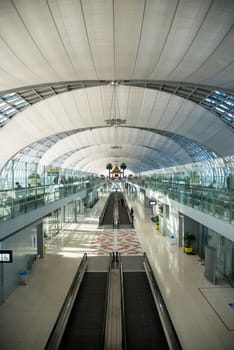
[111,164,122,179]
[104,81,126,126]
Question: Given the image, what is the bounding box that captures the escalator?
[45,255,109,350]
[121,255,181,350]
[99,192,132,228]
[99,192,115,226]
[123,272,169,349]
[118,194,132,227]
[46,254,181,350]
[59,272,107,350]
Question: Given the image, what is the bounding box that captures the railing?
[104,251,123,350]
[0,182,86,222]
[122,197,132,225]
[102,253,113,348]
[113,194,120,229]
[129,179,234,224]
[143,253,182,350]
[45,253,88,350]
[119,254,127,350]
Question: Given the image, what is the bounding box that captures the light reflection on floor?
[47,225,143,257]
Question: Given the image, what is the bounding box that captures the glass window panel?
[225,100,234,107]
[7,97,20,103]
[222,115,232,122]
[214,90,227,97]
[202,101,213,108]
[202,90,234,130]
[0,91,29,127]
[0,115,8,122]
[219,104,230,111]
[5,108,16,115]
[1,105,12,112]
[12,99,24,106]
[15,102,28,109]
[214,106,225,113]
[2,92,17,99]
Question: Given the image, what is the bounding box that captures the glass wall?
[207,229,234,286]
[0,158,92,190]
[43,209,62,242]
[141,155,234,190]
[64,201,75,223]
[129,155,234,224]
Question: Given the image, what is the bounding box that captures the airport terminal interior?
[0,1,234,349]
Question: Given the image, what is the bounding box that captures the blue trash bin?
[19,270,29,285]
[169,234,176,245]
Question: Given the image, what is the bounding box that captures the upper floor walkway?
[0,178,233,227]
[128,178,234,225]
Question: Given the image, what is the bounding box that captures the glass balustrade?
[0,182,86,222]
[130,179,234,224]
[0,177,233,225]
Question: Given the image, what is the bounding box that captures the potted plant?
[151,215,160,230]
[184,232,196,254]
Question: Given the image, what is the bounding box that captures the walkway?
[0,191,234,349]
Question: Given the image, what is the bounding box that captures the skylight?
[201,90,234,131]
[0,92,29,127]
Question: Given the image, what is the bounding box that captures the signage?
[47,168,60,173]
[0,250,13,263]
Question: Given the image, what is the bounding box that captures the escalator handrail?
[126,203,133,223]
[117,200,121,226]
[119,254,127,350]
[104,251,123,350]
[143,252,182,350]
[113,194,120,228]
[45,252,88,350]
[102,253,113,348]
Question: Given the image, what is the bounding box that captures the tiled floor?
[0,191,234,349]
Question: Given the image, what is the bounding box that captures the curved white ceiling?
[37,126,193,172]
[0,0,233,89]
[0,0,233,174]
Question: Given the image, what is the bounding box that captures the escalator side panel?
[123,272,169,350]
[59,272,107,350]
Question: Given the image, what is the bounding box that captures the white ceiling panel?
[35,126,191,174]
[0,1,232,89]
[0,83,233,173]
[0,1,233,174]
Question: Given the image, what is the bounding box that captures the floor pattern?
[50,227,143,257]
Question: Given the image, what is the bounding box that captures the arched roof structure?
[0,0,233,175]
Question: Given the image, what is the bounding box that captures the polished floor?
[0,191,234,349]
